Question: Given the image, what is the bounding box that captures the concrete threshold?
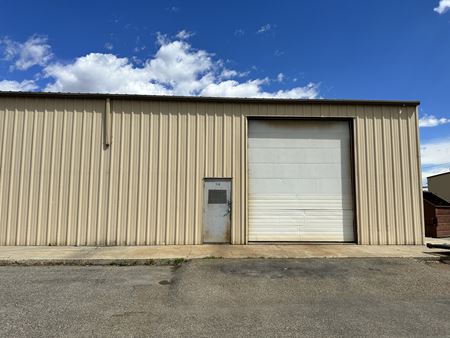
[0,243,449,265]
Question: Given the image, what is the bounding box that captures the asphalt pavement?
[1,258,450,337]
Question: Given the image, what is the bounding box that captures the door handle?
[224,200,232,217]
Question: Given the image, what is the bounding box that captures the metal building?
[0,92,424,246]
[427,172,450,203]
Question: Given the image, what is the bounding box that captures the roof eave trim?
[0,91,420,106]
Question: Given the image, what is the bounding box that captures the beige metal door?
[203,179,232,243]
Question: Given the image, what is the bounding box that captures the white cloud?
[1,35,53,70]
[419,115,450,127]
[257,24,272,34]
[104,42,114,51]
[200,80,318,99]
[175,30,194,40]
[421,138,450,183]
[0,79,37,91]
[220,69,239,78]
[42,37,318,98]
[44,53,169,95]
[0,34,318,99]
[434,0,450,14]
[421,139,450,167]
[144,39,214,94]
[219,68,249,79]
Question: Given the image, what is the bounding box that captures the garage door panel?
[249,148,342,164]
[249,178,353,195]
[316,178,353,194]
[249,163,350,179]
[248,137,350,149]
[249,120,349,135]
[248,211,354,242]
[249,212,353,242]
[249,195,353,210]
[299,232,353,242]
[248,210,304,241]
[248,120,355,242]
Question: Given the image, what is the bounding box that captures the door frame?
[202,178,233,244]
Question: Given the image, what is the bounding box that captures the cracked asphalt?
[1,258,450,337]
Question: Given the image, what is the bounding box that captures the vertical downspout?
[104,98,112,147]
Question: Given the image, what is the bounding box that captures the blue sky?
[0,0,449,181]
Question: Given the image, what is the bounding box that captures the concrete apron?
[0,241,449,265]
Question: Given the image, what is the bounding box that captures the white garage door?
[248,120,354,242]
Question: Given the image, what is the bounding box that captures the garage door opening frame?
[245,116,358,244]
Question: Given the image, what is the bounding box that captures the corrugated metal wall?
[0,96,423,245]
[353,106,423,244]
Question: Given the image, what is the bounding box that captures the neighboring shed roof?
[427,171,450,179]
[423,191,450,207]
[0,91,420,107]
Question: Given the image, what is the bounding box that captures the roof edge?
[427,171,450,179]
[0,91,420,106]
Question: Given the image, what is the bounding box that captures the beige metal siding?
[353,106,423,244]
[0,96,423,245]
[0,97,247,245]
